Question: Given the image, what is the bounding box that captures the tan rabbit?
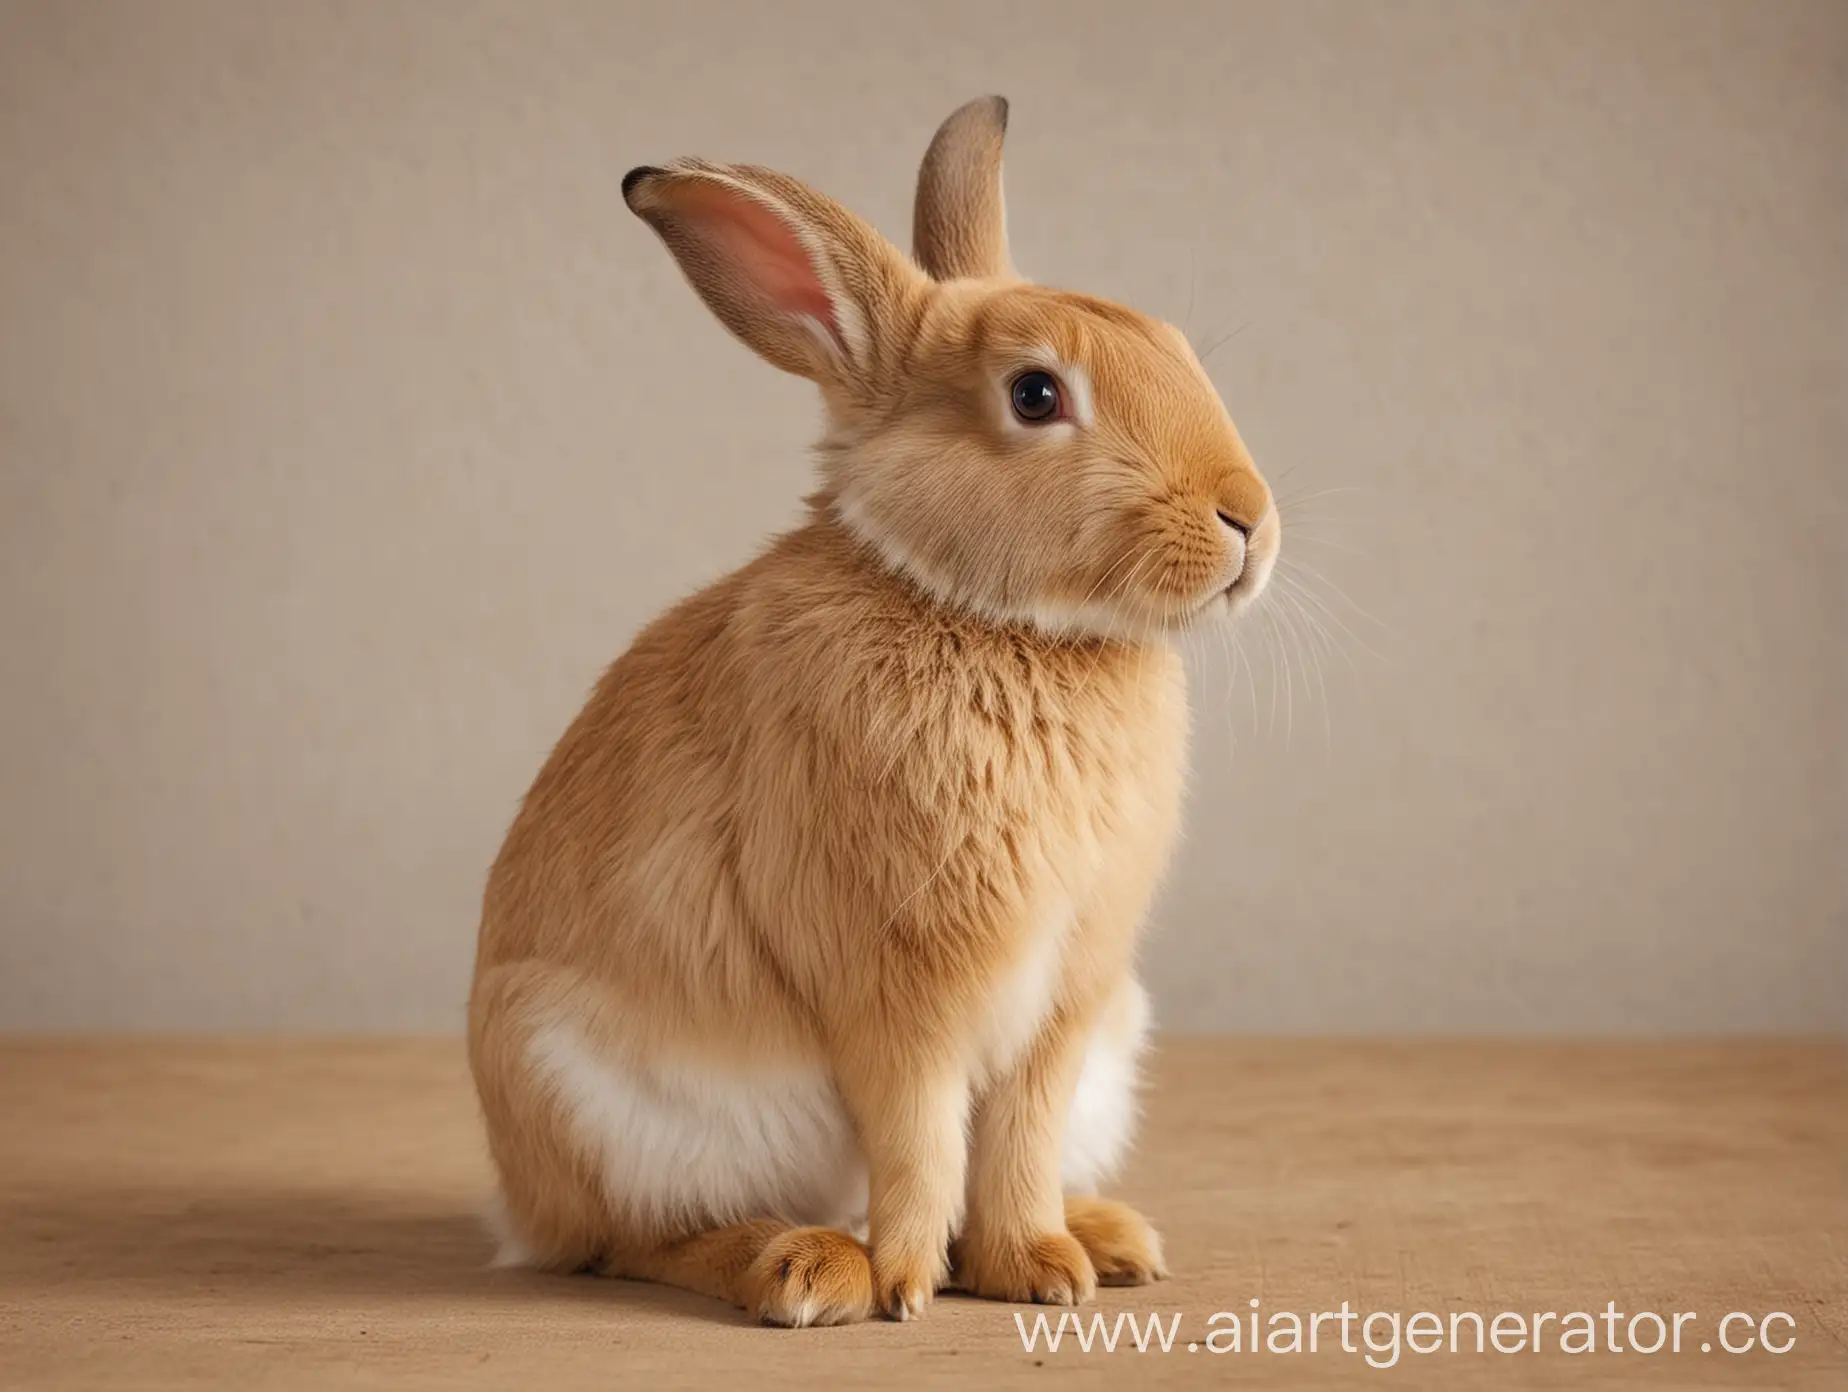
[468,96,1279,1327]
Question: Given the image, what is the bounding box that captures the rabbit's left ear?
[913,96,1015,282]
[623,159,924,388]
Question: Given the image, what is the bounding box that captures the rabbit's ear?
[623,160,923,385]
[913,96,1014,282]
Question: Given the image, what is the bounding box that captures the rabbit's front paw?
[955,1228,1096,1306]
[872,1247,941,1322]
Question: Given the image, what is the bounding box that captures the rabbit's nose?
[1215,465,1270,536]
[1216,512,1249,585]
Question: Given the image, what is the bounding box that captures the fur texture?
[468,95,1277,1327]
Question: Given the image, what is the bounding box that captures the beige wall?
[1,0,1842,1032]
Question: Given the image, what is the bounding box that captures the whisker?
[1234,627,1260,736]
[1273,484,1371,507]
[1198,319,1253,366]
[1181,247,1198,339]
[1207,619,1239,762]
[1257,604,1292,746]
[1280,589,1333,752]
[1282,555,1386,634]
[876,831,964,937]
[1277,532,1366,555]
[1067,548,1160,705]
[1274,569,1376,666]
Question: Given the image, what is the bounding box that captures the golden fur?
[468,96,1278,1326]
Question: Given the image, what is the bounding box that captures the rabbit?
[467,95,1279,1328]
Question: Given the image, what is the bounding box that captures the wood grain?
[0,1037,1841,1389]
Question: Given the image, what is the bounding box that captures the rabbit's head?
[624,97,1277,637]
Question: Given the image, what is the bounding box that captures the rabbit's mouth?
[1217,562,1257,607]
[1213,560,1275,624]
[1209,510,1280,622]
[1179,576,1255,627]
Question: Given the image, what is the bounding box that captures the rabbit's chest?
[955,656,1190,1077]
[989,649,1190,884]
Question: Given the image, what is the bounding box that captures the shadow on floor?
[0,1183,751,1324]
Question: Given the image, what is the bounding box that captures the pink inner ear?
[673,181,837,338]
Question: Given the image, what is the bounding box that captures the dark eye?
[1010,370,1063,423]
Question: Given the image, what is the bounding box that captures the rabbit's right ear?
[913,96,1014,282]
[623,160,925,387]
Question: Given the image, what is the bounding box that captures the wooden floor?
[0,1039,1842,1390]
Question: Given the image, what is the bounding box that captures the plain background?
[0,0,1841,1033]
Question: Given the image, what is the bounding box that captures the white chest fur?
[969,890,1074,1086]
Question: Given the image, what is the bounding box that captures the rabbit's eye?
[1010,370,1063,424]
